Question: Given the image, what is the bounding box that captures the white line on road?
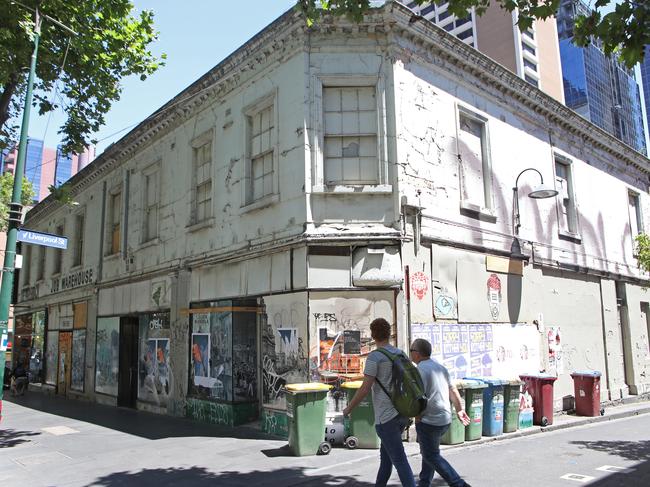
[306,453,378,474]
[596,465,633,473]
[560,473,595,482]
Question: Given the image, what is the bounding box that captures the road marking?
[41,426,79,436]
[560,473,595,482]
[307,453,377,474]
[596,465,633,473]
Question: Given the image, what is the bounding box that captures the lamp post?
[513,168,558,235]
[0,2,76,419]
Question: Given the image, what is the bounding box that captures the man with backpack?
[343,317,417,487]
[410,338,472,487]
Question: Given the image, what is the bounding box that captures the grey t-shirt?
[363,345,401,425]
[418,358,453,426]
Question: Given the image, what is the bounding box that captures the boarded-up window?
[323,86,378,185]
[458,112,491,209]
[109,192,121,255]
[249,105,275,201]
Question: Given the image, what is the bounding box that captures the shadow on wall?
[85,466,374,487]
[570,439,650,486]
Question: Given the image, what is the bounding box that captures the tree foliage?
[635,234,650,275]
[297,1,649,68]
[0,0,164,153]
[0,172,35,231]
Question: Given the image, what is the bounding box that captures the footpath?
[0,391,649,486]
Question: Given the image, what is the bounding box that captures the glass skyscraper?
[557,0,646,155]
[54,145,73,187]
[24,138,44,203]
[640,45,650,145]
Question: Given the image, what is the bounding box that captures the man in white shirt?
[410,338,471,487]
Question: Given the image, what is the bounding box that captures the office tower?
[556,0,646,155]
[640,45,650,144]
[406,1,565,102]
[1,138,94,202]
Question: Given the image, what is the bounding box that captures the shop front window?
[95,317,120,396]
[14,311,45,383]
[137,312,171,407]
[189,299,257,402]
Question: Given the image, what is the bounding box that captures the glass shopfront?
[14,311,45,383]
[189,299,257,403]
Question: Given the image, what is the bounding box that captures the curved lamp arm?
[514,168,544,191]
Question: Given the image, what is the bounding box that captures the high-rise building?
[406,1,565,102]
[1,138,95,202]
[640,45,650,144]
[556,0,646,155]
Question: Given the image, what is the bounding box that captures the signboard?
[17,229,68,249]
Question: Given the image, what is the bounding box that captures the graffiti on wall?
[412,323,540,379]
[71,329,86,391]
[261,293,308,410]
[95,317,120,396]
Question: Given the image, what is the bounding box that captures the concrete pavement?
[1,391,649,486]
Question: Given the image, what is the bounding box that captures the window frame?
[142,162,161,244]
[72,209,86,268]
[455,105,495,221]
[189,130,214,226]
[312,75,390,193]
[36,244,46,282]
[242,91,279,209]
[52,222,65,275]
[105,186,122,257]
[628,190,643,255]
[553,154,581,239]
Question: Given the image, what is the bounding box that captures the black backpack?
[374,348,427,417]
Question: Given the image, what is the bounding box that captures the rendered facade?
[14,4,650,437]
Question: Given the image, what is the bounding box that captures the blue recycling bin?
[464,376,505,437]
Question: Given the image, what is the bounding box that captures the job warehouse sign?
[50,268,95,293]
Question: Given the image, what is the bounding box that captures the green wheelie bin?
[285,383,332,456]
[441,380,467,445]
[503,379,523,433]
[341,381,380,449]
[463,379,487,441]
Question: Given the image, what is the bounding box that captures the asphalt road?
[1,393,649,486]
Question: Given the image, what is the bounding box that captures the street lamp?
[513,168,558,234]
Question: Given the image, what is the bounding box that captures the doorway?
[57,332,72,395]
[118,317,138,408]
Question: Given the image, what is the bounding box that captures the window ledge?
[241,194,280,213]
[139,237,160,250]
[186,217,215,233]
[460,200,497,223]
[312,184,393,194]
[70,264,84,271]
[558,230,582,243]
[103,253,120,263]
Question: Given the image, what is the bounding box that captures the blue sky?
[28,0,295,154]
[25,1,649,154]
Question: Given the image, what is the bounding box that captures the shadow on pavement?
[86,466,373,486]
[0,428,41,449]
[571,440,650,486]
[570,439,650,461]
[5,394,273,442]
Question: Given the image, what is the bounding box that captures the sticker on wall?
[486,274,502,320]
[547,327,563,375]
[410,271,429,300]
[434,293,457,319]
[0,333,7,352]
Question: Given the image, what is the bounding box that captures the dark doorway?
[118,317,139,408]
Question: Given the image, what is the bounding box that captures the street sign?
[17,229,68,249]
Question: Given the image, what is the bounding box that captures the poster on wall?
[45,331,58,385]
[309,291,394,413]
[138,338,170,406]
[191,333,211,387]
[412,323,540,379]
[547,327,563,375]
[261,293,309,410]
[71,329,86,391]
[95,317,120,396]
